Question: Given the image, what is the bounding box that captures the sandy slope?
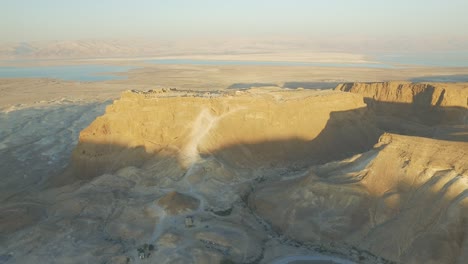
[252,133,468,263]
[0,100,110,201]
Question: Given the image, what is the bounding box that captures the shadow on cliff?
[56,97,467,185]
[364,99,467,141]
[339,82,467,140]
[206,106,381,169]
[53,105,381,183]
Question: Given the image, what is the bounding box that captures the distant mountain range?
[1,37,467,60]
[0,38,318,60]
[0,39,172,59]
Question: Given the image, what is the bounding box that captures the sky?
[2,0,468,50]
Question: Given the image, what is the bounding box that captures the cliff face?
[336,81,468,125]
[69,88,381,180]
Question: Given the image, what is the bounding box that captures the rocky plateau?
[1,82,467,264]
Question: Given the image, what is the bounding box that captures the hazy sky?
[2,0,468,44]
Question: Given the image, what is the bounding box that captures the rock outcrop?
[336,81,467,125]
[67,88,381,180]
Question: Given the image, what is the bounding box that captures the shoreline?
[1,62,467,109]
[0,52,374,67]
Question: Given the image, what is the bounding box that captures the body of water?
[147,52,468,68]
[0,65,134,81]
[376,51,468,67]
[2,53,467,82]
[147,59,394,68]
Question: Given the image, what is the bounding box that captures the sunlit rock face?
[68,88,381,180]
[336,81,468,126]
[1,83,466,264]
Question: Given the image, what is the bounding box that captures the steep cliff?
[68,88,381,180]
[336,81,467,125]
